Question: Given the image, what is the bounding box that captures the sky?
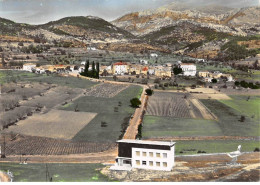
[0,0,259,25]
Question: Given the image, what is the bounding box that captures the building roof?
[117,139,175,146]
[113,61,128,66]
[180,63,196,66]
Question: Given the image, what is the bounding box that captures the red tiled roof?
[142,67,148,71]
[113,61,128,66]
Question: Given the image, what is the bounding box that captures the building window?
[142,161,146,165]
[163,162,167,167]
[163,153,167,158]
[136,151,140,156]
[149,161,153,166]
[156,153,160,158]
[156,162,160,167]
[136,160,140,166]
[149,152,153,157]
[142,152,147,157]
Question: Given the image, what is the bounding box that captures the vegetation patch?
[200,99,259,136]
[0,163,110,182]
[59,85,142,142]
[175,140,260,155]
[142,116,223,139]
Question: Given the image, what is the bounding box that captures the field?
[2,134,115,155]
[0,70,98,89]
[0,163,110,182]
[175,140,260,155]
[219,95,260,122]
[146,92,214,119]
[186,87,231,100]
[142,116,222,139]
[201,99,259,137]
[5,110,97,140]
[60,85,143,142]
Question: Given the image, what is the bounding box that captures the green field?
[175,140,260,155]
[219,96,260,122]
[0,163,110,182]
[0,70,98,89]
[142,116,223,139]
[201,99,260,137]
[60,85,142,142]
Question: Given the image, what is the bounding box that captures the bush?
[211,78,217,83]
[254,147,259,152]
[145,89,153,96]
[130,98,141,108]
[234,81,240,86]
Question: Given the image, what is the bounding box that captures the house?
[110,139,175,171]
[23,63,36,72]
[198,71,210,78]
[140,59,148,65]
[179,63,196,76]
[112,61,129,75]
[155,66,172,78]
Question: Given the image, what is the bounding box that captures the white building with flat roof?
[110,139,175,171]
[179,63,196,76]
[23,63,36,72]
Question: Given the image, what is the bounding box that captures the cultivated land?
[142,116,222,139]
[219,95,260,122]
[60,85,142,143]
[0,163,110,182]
[5,110,97,140]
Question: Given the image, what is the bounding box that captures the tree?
[91,61,95,77]
[130,98,141,108]
[240,115,245,122]
[96,62,100,79]
[173,67,182,75]
[211,78,217,83]
[145,89,153,96]
[234,81,240,86]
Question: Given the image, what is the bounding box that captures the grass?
[219,96,260,122]
[201,99,260,137]
[0,163,110,182]
[59,85,142,142]
[175,140,260,155]
[142,116,223,139]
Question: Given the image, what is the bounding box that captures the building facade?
[112,62,129,75]
[110,139,175,171]
[179,63,197,76]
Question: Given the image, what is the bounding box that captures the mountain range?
[0,2,259,60]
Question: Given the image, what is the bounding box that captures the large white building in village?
[179,63,197,76]
[110,139,176,171]
[112,61,129,75]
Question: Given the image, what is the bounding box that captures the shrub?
[254,148,259,152]
[130,98,141,108]
[211,78,217,83]
[145,89,153,96]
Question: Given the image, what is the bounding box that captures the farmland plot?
[4,110,97,140]
[2,135,115,155]
[21,86,83,112]
[146,92,204,118]
[85,83,129,98]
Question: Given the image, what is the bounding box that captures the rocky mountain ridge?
[112,5,260,36]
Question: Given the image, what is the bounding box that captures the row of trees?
[80,61,100,79]
[235,81,259,89]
